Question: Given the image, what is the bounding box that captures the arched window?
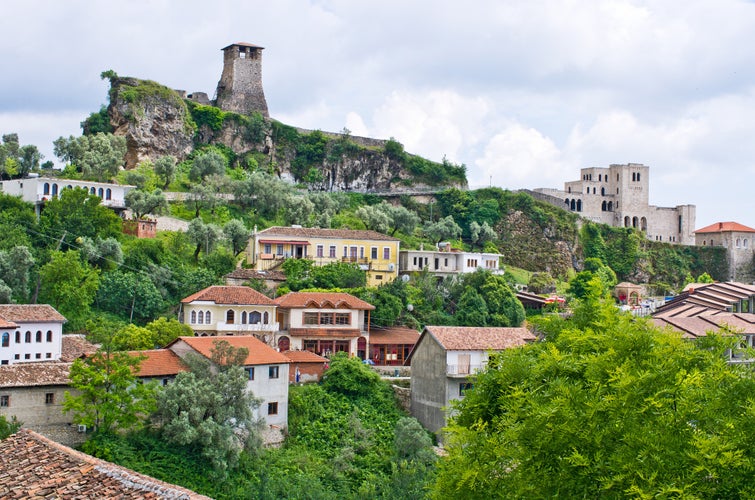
[46,330,53,342]
[565,198,570,206]
[637,173,641,182]
[703,240,706,246]
[241,311,247,324]
[1,333,8,347]
[601,187,605,196]
[98,188,104,198]
[249,311,261,324]
[576,200,582,212]
[745,239,749,248]
[632,217,639,228]
[263,311,269,324]
[632,172,636,181]
[198,311,204,324]
[601,201,607,211]
[25,331,31,343]
[190,310,197,324]
[570,199,576,211]
[90,187,96,194]
[14,331,20,343]
[607,201,613,211]
[640,217,647,231]
[105,188,112,200]
[593,187,596,194]
[737,238,741,248]
[624,216,630,227]
[43,183,50,195]
[568,186,571,193]
[205,311,211,324]
[35,331,42,343]
[599,174,602,181]
[226,310,235,324]
[52,184,59,196]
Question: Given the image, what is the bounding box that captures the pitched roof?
[281,350,329,363]
[275,292,375,310]
[0,362,71,388]
[131,349,189,377]
[656,282,755,314]
[0,428,211,499]
[0,317,18,329]
[60,335,98,362]
[424,326,536,351]
[172,335,290,366]
[181,285,276,305]
[222,42,264,50]
[368,326,421,345]
[0,304,66,323]
[695,221,755,234]
[653,312,755,339]
[258,226,400,242]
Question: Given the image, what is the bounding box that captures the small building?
[0,305,66,366]
[122,218,157,238]
[614,282,643,305]
[247,226,401,287]
[274,292,374,359]
[131,349,188,386]
[368,326,420,366]
[281,350,329,383]
[407,325,536,438]
[179,285,278,337]
[0,428,210,498]
[694,221,755,280]
[399,242,503,278]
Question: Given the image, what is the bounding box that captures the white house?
[179,285,279,338]
[399,242,503,278]
[0,177,134,216]
[0,305,66,366]
[406,325,536,438]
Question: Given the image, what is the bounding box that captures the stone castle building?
[214,42,269,117]
[533,163,696,245]
[694,222,755,281]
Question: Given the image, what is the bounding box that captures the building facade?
[0,177,134,216]
[534,163,696,245]
[215,42,269,117]
[0,305,66,366]
[694,222,755,281]
[247,226,400,287]
[399,242,503,278]
[180,285,278,337]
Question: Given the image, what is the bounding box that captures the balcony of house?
[446,364,485,377]
[216,321,280,333]
[287,327,362,338]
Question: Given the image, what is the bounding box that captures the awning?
[258,239,310,245]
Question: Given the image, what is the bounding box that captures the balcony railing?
[446,364,485,376]
[216,322,279,332]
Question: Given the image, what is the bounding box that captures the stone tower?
[215,42,269,117]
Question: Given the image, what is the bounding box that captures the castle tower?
[215,42,269,117]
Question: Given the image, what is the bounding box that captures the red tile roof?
[173,335,290,366]
[424,326,536,351]
[0,428,211,499]
[181,285,276,305]
[0,304,66,323]
[131,349,189,377]
[0,362,71,388]
[281,350,329,363]
[0,317,18,329]
[258,226,400,241]
[695,221,755,234]
[275,292,375,310]
[369,326,420,345]
[60,335,98,362]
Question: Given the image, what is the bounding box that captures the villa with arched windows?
[179,285,279,337]
[0,305,66,366]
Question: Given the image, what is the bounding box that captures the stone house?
[694,221,755,280]
[533,163,696,245]
[0,428,210,498]
[399,242,503,278]
[406,325,536,439]
[247,226,401,287]
[274,292,374,359]
[179,285,278,338]
[0,304,66,366]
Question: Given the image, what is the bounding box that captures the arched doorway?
[357,336,367,361]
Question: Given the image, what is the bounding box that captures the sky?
[2,0,755,227]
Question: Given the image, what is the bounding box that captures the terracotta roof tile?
[275,292,375,310]
[0,304,66,323]
[173,335,290,366]
[60,335,98,362]
[0,362,71,388]
[0,428,211,498]
[281,350,328,363]
[695,221,755,233]
[369,326,420,345]
[425,326,536,351]
[258,226,400,241]
[131,350,189,377]
[0,317,18,329]
[181,285,276,305]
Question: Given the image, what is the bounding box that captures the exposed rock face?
[108,77,194,169]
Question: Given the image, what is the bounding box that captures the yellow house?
[247,226,400,287]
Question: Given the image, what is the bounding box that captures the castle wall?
[215,44,269,117]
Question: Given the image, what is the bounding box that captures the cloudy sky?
[2,0,755,226]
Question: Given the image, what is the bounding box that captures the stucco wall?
[409,336,448,435]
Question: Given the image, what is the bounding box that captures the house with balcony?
[0,177,134,217]
[0,305,66,366]
[273,292,374,359]
[247,226,400,287]
[179,285,278,338]
[399,242,503,278]
[406,325,536,438]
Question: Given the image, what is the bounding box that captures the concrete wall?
[409,335,448,436]
[248,362,289,429]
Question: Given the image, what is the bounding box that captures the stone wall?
[215,45,269,117]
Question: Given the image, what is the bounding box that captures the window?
[205,311,211,324]
[14,354,19,360]
[198,311,204,325]
[329,245,336,258]
[359,247,365,259]
[162,378,170,386]
[268,402,278,415]
[264,243,272,254]
[316,245,324,258]
[35,353,41,359]
[350,246,357,259]
[269,366,280,379]
[375,274,383,281]
[25,331,31,343]
[0,360,6,365]
[36,331,42,343]
[343,246,348,258]
[105,188,112,200]
[0,395,8,407]
[241,311,247,324]
[303,312,319,325]
[459,382,474,396]
[14,331,19,343]
[226,309,235,324]
[190,310,197,324]
[247,367,255,380]
[249,311,261,324]
[46,330,53,342]
[335,313,351,325]
[1,333,8,347]
[371,247,378,259]
[383,247,390,260]
[46,353,51,359]
[276,244,284,255]
[45,393,54,405]
[263,311,269,324]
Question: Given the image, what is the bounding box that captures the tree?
[321,352,384,398]
[0,415,21,439]
[78,236,123,271]
[78,133,127,182]
[38,250,100,330]
[385,204,420,236]
[155,340,262,473]
[469,220,496,250]
[187,218,223,262]
[311,262,366,289]
[189,150,226,182]
[154,155,177,189]
[455,288,488,326]
[223,219,250,257]
[355,204,391,233]
[18,144,42,176]
[95,270,164,323]
[39,187,122,249]
[81,105,113,135]
[424,215,462,243]
[144,317,193,348]
[233,171,293,217]
[63,349,156,435]
[188,183,224,219]
[435,297,755,499]
[0,246,35,302]
[283,194,314,226]
[125,188,168,220]
[527,271,556,295]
